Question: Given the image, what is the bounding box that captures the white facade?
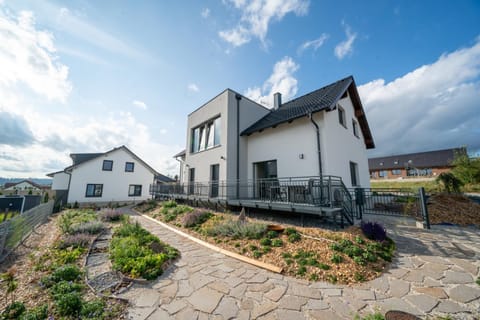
[49,146,158,204]
[4,181,42,191]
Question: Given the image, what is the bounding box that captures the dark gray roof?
[155,173,175,183]
[70,153,103,166]
[173,149,186,158]
[241,76,374,149]
[368,148,465,171]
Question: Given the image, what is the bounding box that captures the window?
[191,116,221,153]
[352,119,359,138]
[188,168,195,195]
[125,162,134,172]
[349,161,359,186]
[128,185,142,197]
[210,164,220,198]
[86,184,103,197]
[392,169,402,175]
[379,170,388,177]
[338,106,346,127]
[102,160,113,171]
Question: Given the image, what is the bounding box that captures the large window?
[392,169,402,175]
[102,160,113,171]
[191,116,221,153]
[379,170,388,177]
[349,161,359,186]
[338,106,346,128]
[86,184,103,197]
[125,162,134,172]
[128,185,142,197]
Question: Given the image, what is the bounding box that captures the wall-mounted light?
[299,153,304,159]
[220,156,226,160]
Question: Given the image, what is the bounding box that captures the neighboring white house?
[47,145,173,205]
[176,76,374,194]
[3,180,44,192]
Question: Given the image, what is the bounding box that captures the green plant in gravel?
[353,311,385,320]
[297,266,307,276]
[353,256,366,266]
[248,244,258,251]
[281,252,292,259]
[182,210,212,228]
[55,292,83,317]
[70,221,105,235]
[110,222,178,280]
[327,274,337,284]
[54,247,85,264]
[252,250,262,258]
[288,232,301,243]
[354,272,366,282]
[343,245,364,258]
[285,258,293,265]
[205,219,267,239]
[80,298,105,319]
[331,254,343,264]
[164,212,178,222]
[1,301,25,319]
[262,246,271,253]
[285,227,298,235]
[266,230,278,239]
[355,236,365,244]
[318,263,331,270]
[309,273,319,281]
[162,200,177,208]
[18,304,48,320]
[58,209,97,234]
[271,239,283,247]
[259,238,272,246]
[476,277,480,286]
[58,233,92,249]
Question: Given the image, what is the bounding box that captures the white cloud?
[359,39,480,157]
[0,9,72,102]
[132,100,147,110]
[219,0,309,47]
[188,83,200,92]
[245,56,299,107]
[334,21,357,60]
[201,8,210,18]
[298,33,329,54]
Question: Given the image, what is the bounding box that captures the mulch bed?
[427,193,480,226]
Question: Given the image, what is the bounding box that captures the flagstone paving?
[117,209,480,319]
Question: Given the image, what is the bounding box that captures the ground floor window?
[128,185,142,197]
[379,170,388,177]
[350,161,359,186]
[86,184,103,197]
[391,169,402,175]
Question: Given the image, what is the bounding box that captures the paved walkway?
[119,211,480,320]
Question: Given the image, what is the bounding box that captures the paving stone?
[414,287,448,299]
[442,271,474,284]
[240,298,255,311]
[208,280,230,294]
[418,255,447,264]
[146,308,170,319]
[177,279,194,297]
[237,310,250,320]
[328,297,357,318]
[321,288,342,297]
[435,300,470,313]
[405,294,439,313]
[375,297,421,316]
[403,270,425,283]
[248,282,274,293]
[353,289,376,301]
[223,276,243,288]
[304,299,329,310]
[214,296,239,319]
[217,265,235,273]
[175,307,199,320]
[164,300,187,315]
[158,282,178,300]
[307,309,344,320]
[210,270,229,279]
[448,258,479,275]
[251,301,277,319]
[189,273,216,290]
[289,284,322,299]
[423,277,443,287]
[153,279,173,289]
[245,291,263,302]
[135,289,160,307]
[172,269,189,280]
[265,285,287,302]
[369,277,389,293]
[187,287,224,313]
[387,268,409,279]
[257,311,277,320]
[128,306,156,320]
[278,295,307,310]
[246,274,268,284]
[230,283,247,299]
[275,309,306,320]
[389,278,410,298]
[448,285,480,303]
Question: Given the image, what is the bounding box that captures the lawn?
[140,200,395,285]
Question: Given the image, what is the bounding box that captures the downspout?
[308,112,324,202]
[65,170,72,207]
[235,94,242,199]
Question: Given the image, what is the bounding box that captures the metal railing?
[0,201,54,262]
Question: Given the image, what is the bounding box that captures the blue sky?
[0,0,479,178]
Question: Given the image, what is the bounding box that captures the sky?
[0,0,479,179]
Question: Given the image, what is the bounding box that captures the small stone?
[230,283,247,299]
[448,285,480,303]
[448,258,479,275]
[265,286,287,302]
[414,287,448,299]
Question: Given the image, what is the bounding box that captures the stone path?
[118,210,480,319]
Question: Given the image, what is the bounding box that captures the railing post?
[419,187,430,229]
[328,177,333,207]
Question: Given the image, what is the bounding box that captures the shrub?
[80,299,105,319]
[259,238,272,246]
[318,263,330,270]
[309,273,319,281]
[182,210,212,228]
[50,280,83,296]
[248,244,258,251]
[288,232,301,243]
[363,251,377,263]
[266,230,278,239]
[361,221,387,242]
[285,227,298,235]
[354,272,366,282]
[1,301,26,319]
[353,256,366,266]
[281,252,292,259]
[297,266,307,276]
[18,304,48,320]
[285,258,293,265]
[58,233,92,249]
[476,277,480,286]
[163,200,177,208]
[355,236,365,244]
[343,245,364,258]
[164,212,177,222]
[70,221,105,235]
[262,246,271,253]
[271,239,283,247]
[54,247,85,264]
[252,250,262,258]
[331,254,343,264]
[55,292,82,317]
[436,172,463,193]
[205,219,267,239]
[100,209,124,222]
[52,264,82,282]
[327,275,337,283]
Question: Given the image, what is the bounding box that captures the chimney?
[273,92,282,110]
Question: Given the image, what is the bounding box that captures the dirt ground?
[428,193,480,226]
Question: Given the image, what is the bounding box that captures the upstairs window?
[352,119,359,138]
[338,106,346,128]
[102,160,113,171]
[125,162,134,172]
[191,116,221,153]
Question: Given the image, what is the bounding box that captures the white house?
[3,180,44,192]
[176,76,374,193]
[47,145,173,205]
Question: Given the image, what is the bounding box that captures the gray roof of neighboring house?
[70,153,104,166]
[155,173,175,183]
[368,148,465,171]
[240,76,375,149]
[173,149,186,158]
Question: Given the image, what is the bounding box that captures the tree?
[451,151,480,185]
[43,192,49,203]
[436,172,463,193]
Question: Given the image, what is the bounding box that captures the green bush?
[262,246,271,253]
[252,250,262,258]
[162,200,177,208]
[18,304,48,320]
[353,312,385,320]
[353,256,366,266]
[309,273,319,281]
[297,266,307,276]
[1,301,26,319]
[58,234,92,249]
[318,263,330,270]
[205,219,267,239]
[288,233,301,243]
[266,230,278,239]
[259,238,272,246]
[80,299,105,319]
[331,254,343,264]
[52,264,82,282]
[285,227,298,235]
[54,247,85,264]
[70,221,105,235]
[55,292,83,317]
[271,239,283,247]
[354,272,366,282]
[50,280,83,296]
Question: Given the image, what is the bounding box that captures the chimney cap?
[273,92,282,110]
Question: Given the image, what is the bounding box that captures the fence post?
[419,187,430,229]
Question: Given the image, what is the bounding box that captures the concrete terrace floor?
[117,209,480,320]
